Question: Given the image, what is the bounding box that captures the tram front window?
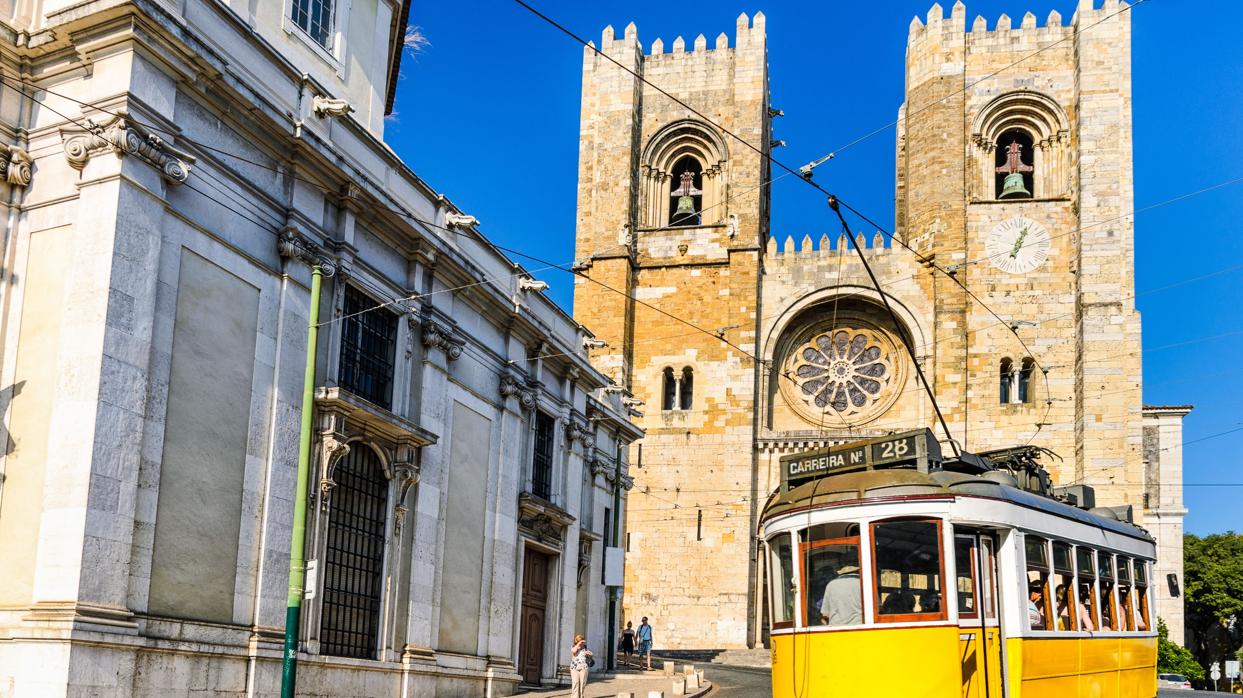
[800,523,861,627]
[872,519,945,622]
[768,534,796,628]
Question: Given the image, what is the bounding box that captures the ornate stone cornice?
[278,227,338,276]
[0,145,32,188]
[61,114,194,184]
[420,316,464,360]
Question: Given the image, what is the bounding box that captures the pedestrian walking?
[636,616,654,670]
[569,634,593,698]
[619,621,636,667]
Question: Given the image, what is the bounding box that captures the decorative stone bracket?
[420,315,464,360]
[278,227,338,276]
[499,371,537,411]
[392,458,420,538]
[576,534,599,588]
[0,145,32,188]
[61,113,195,184]
[564,418,593,449]
[312,95,352,118]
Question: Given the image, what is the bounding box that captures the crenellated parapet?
[765,231,890,259]
[584,11,765,67]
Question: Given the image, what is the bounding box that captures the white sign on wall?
[304,559,319,600]
[604,546,624,587]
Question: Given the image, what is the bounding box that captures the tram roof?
[759,468,1153,543]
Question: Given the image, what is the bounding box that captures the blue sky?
[387,1,1242,536]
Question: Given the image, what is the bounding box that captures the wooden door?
[519,548,551,685]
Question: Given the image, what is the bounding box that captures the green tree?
[1158,618,1205,681]
[1184,532,1243,671]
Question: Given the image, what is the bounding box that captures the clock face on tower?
[985,216,1051,274]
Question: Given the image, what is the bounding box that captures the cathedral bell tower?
[571,15,771,649]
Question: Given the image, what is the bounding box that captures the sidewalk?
[516,665,712,697]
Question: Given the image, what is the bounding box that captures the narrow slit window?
[1018,358,1035,404]
[999,358,1014,404]
[532,411,555,500]
[662,367,676,411]
[680,367,694,410]
[339,286,398,410]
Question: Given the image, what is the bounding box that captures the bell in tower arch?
[670,168,703,226]
[995,137,1034,199]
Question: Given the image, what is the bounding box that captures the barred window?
[339,286,398,410]
[320,445,388,659]
[292,0,335,48]
[532,411,555,500]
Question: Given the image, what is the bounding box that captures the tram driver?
[818,556,862,626]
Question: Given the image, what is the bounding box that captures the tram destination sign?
[780,428,942,490]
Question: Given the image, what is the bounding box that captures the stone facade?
[572,2,1188,650]
[0,1,641,696]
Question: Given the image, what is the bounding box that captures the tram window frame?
[1117,557,1136,631]
[767,534,797,630]
[800,523,863,628]
[954,534,997,622]
[870,518,947,624]
[1075,546,1100,632]
[1098,551,1118,630]
[1135,559,1151,631]
[1024,535,1053,631]
[1051,541,1077,632]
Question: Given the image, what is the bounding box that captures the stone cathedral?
[572,2,1189,649]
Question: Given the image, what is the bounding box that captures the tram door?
[956,532,1005,698]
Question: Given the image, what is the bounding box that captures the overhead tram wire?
[510,0,1141,455]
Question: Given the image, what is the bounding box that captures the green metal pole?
[281,264,323,698]
[607,443,623,671]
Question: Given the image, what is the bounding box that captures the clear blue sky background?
[387,1,1242,536]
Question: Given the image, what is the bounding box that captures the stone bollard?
[683,664,696,676]
[647,692,665,698]
[662,660,675,676]
[685,672,700,690]
[696,669,704,685]
[672,677,686,695]
[616,693,634,698]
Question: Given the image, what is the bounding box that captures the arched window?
[972,91,1070,201]
[994,129,1034,199]
[679,367,694,410]
[320,444,389,659]
[640,120,728,228]
[668,157,703,226]
[1017,358,1035,404]
[662,367,677,411]
[999,358,1014,404]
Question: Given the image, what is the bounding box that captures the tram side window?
[800,523,862,627]
[1117,557,1136,631]
[1052,541,1077,632]
[872,519,945,622]
[1135,560,1151,631]
[955,537,978,618]
[768,535,796,628]
[1076,546,1100,631]
[1098,552,1117,630]
[1024,536,1052,630]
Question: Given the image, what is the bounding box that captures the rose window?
[787,328,897,419]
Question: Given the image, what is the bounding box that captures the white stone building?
[0,1,641,696]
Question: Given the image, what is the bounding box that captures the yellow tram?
[759,430,1157,698]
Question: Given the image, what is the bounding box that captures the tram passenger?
[818,559,862,626]
[1055,585,1072,630]
[880,590,915,615]
[1077,589,1096,631]
[1027,580,1046,630]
